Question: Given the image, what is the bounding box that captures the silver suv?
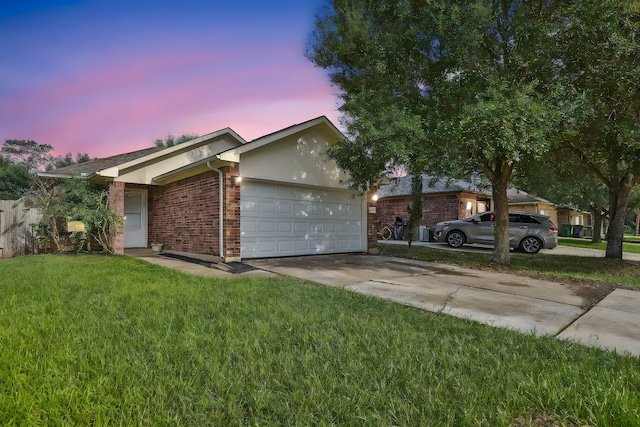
[434,211,558,254]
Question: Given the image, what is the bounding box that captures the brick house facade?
[147,171,220,255]
[53,117,373,261]
[375,175,493,237]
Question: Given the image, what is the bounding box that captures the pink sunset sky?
[0,0,341,158]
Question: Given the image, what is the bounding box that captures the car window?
[509,214,523,223]
[479,213,494,222]
[524,215,542,224]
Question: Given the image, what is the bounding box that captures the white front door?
[124,189,147,248]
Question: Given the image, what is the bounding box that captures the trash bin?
[561,224,572,237]
[584,226,593,237]
[572,225,584,238]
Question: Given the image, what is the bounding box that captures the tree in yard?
[21,177,121,253]
[404,173,424,248]
[1,139,54,175]
[514,145,610,243]
[0,156,31,199]
[627,186,640,236]
[308,0,565,265]
[48,152,93,170]
[555,0,640,258]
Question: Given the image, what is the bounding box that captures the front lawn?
[1,255,639,425]
[558,237,640,253]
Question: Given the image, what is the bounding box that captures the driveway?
[246,254,640,357]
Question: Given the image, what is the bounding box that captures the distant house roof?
[507,188,553,205]
[377,175,492,198]
[43,147,164,178]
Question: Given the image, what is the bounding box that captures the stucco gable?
[220,116,348,188]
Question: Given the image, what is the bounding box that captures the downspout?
[206,162,225,260]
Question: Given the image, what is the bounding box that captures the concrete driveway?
[245,254,640,357]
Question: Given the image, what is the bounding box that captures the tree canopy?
[154,133,199,148]
[0,156,31,199]
[308,0,640,262]
[553,0,640,258]
[308,0,566,265]
[1,139,53,175]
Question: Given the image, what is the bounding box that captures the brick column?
[367,188,378,254]
[109,181,125,255]
[222,163,241,262]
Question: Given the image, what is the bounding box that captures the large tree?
[1,139,53,175]
[554,0,640,259]
[154,133,199,148]
[308,0,565,265]
[48,152,93,171]
[0,156,31,199]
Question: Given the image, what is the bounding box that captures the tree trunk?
[605,175,634,259]
[592,209,604,243]
[635,208,639,236]
[405,174,423,249]
[487,164,513,266]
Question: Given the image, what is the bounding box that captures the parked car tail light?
[550,226,558,233]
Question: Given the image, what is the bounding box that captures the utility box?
[418,226,433,241]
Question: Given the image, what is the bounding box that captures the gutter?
[206,162,225,260]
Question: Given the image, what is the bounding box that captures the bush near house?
[21,178,120,253]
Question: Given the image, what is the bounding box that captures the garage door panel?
[241,181,365,258]
[278,202,294,215]
[277,240,294,252]
[259,221,276,232]
[277,222,293,233]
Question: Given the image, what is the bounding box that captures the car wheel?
[446,230,465,248]
[520,236,542,254]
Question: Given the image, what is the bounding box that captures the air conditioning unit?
[419,226,431,241]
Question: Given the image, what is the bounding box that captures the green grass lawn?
[1,255,639,425]
[558,237,640,253]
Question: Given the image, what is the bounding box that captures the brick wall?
[147,171,220,255]
[109,181,125,255]
[377,193,471,229]
[221,163,241,261]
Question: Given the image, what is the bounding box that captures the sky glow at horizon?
[0,0,341,158]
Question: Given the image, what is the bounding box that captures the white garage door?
[240,180,365,258]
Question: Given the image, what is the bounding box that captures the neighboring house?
[42,117,376,261]
[556,207,594,237]
[375,175,493,229]
[557,207,592,227]
[507,188,558,226]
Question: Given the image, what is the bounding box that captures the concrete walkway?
[127,249,640,358]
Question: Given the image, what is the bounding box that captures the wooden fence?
[0,200,41,258]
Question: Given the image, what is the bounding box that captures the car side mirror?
[472,217,481,223]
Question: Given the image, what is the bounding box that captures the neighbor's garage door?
[240,180,365,258]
